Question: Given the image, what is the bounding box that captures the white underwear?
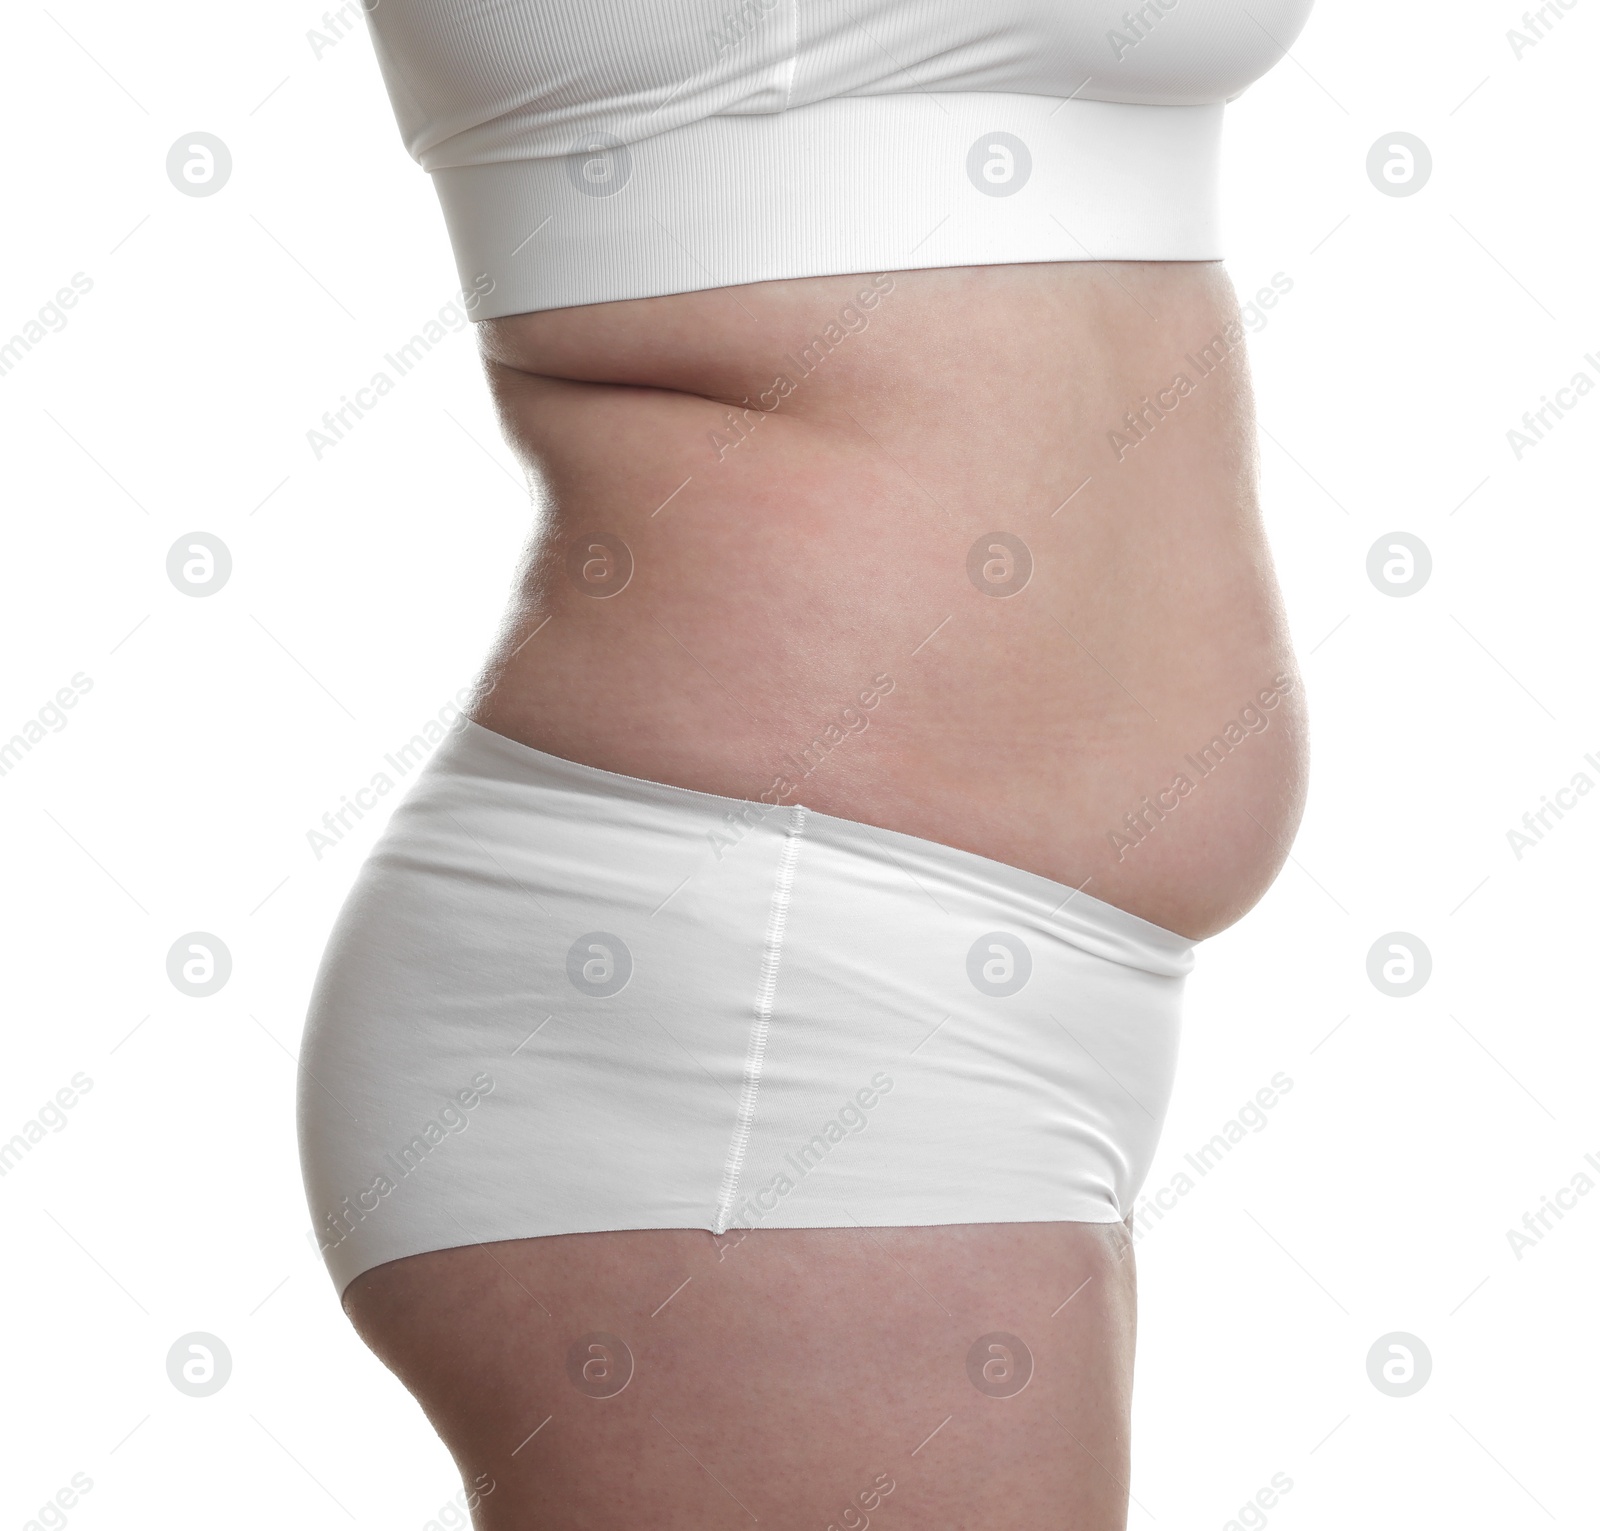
[296,720,1196,1296]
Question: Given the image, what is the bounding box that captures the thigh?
[342,1220,1138,1530]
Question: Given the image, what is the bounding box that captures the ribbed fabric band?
[433,93,1225,318]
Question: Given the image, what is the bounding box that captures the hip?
[296,719,1194,1296]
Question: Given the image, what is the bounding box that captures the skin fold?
[343,259,1310,1529]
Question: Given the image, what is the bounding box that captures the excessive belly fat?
[467,261,1309,939]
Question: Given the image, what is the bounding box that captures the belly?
[470,261,1308,940]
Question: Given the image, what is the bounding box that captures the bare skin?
[345,1222,1140,1531]
[343,260,1309,1527]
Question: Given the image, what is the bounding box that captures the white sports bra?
[362,0,1315,319]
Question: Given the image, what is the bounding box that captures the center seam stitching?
[713,802,808,1233]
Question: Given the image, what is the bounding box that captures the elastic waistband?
[434,93,1225,319]
[435,720,1197,979]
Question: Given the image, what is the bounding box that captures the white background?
[2,2,1596,1526]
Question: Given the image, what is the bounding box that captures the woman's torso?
[470,258,1308,939]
